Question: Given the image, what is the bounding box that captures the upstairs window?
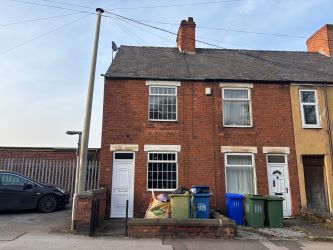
[149,86,177,121]
[299,90,320,128]
[222,88,252,127]
[147,152,177,190]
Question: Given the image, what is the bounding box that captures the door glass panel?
[115,153,133,159]
[267,155,285,163]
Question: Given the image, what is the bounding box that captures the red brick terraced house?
[100,18,333,218]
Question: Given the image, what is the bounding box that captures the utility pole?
[77,8,104,194]
[66,130,82,232]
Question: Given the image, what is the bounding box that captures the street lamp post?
[66,130,82,232]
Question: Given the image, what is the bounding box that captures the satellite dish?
[112,41,118,51]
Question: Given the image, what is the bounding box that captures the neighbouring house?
[100,17,333,218]
[290,25,333,214]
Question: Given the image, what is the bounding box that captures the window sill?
[147,189,176,192]
[223,125,253,128]
[301,125,322,129]
[148,119,178,123]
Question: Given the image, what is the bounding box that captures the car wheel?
[38,195,58,213]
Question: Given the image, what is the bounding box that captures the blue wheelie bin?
[225,193,245,225]
[191,185,210,219]
[192,193,210,218]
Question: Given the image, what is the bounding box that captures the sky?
[0,0,332,148]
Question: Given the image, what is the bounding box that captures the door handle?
[286,187,289,193]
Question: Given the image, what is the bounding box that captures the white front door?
[111,152,135,218]
[267,155,292,217]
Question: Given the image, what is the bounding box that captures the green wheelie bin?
[169,194,191,219]
[245,195,265,228]
[265,195,284,228]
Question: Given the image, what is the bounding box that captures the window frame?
[148,85,178,122]
[299,89,321,128]
[146,151,178,191]
[224,153,257,194]
[222,88,253,128]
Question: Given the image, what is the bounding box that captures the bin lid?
[224,193,244,198]
[194,193,210,197]
[169,194,191,197]
[192,185,209,189]
[265,195,284,201]
[245,194,266,200]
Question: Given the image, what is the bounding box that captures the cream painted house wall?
[290,85,333,212]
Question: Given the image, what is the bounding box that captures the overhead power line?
[105,0,130,8]
[104,11,248,50]
[9,0,327,42]
[113,17,175,45]
[0,12,81,27]
[9,0,95,14]
[0,14,90,56]
[113,19,146,46]
[121,18,317,41]
[108,0,244,10]
[36,0,93,10]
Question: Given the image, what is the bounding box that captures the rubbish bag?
[145,191,171,219]
[173,187,191,194]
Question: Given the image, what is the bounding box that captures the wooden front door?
[303,156,328,212]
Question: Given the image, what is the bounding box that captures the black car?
[0,171,69,213]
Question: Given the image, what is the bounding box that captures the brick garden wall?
[100,79,301,217]
[0,147,100,161]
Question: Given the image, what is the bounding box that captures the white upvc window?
[299,89,321,128]
[225,153,256,194]
[148,86,177,121]
[222,88,252,127]
[147,152,178,191]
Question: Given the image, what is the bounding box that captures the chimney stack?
[176,17,196,53]
[306,24,333,57]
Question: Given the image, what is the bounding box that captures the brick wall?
[75,189,107,235]
[306,24,333,57]
[100,79,301,217]
[0,147,100,161]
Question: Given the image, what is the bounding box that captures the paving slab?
[0,232,26,241]
[285,217,333,241]
[0,233,173,250]
[0,207,71,235]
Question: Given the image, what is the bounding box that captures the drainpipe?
[324,83,333,172]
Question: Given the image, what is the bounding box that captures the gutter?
[101,74,333,85]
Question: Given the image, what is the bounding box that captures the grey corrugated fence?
[0,158,100,198]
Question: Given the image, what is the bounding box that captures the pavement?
[1,209,333,249]
[285,217,333,241]
[0,207,72,241]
